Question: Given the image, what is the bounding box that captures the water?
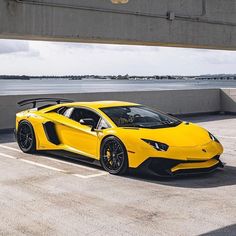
[0,79,236,95]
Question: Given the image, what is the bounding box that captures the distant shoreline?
[0,74,236,81]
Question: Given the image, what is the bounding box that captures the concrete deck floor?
[0,115,235,236]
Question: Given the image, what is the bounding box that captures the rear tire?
[17,120,36,153]
[100,136,128,175]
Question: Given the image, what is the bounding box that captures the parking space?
[0,143,108,179]
[0,114,235,236]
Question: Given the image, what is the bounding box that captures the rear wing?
[18,98,74,108]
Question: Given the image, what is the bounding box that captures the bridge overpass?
[1,0,236,50]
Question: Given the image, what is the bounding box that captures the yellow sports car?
[16,98,224,176]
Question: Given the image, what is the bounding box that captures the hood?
[120,122,211,147]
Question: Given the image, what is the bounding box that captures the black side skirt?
[46,150,101,167]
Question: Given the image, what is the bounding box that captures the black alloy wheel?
[100,136,128,175]
[17,121,36,153]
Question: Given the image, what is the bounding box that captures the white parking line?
[0,143,108,174]
[0,144,21,153]
[73,172,108,179]
[0,147,109,179]
[21,159,108,178]
[21,159,68,173]
[81,172,109,178]
[0,153,17,159]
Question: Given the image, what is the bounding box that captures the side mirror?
[79,118,95,130]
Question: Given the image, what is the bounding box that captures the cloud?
[202,52,236,65]
[0,39,235,76]
[0,40,29,54]
[0,39,40,57]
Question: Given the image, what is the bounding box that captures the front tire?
[17,121,36,153]
[100,136,128,175]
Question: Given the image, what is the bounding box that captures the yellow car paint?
[171,158,220,173]
[16,100,224,174]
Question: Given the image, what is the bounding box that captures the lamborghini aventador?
[15,98,224,176]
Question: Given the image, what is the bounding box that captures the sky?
[0,39,236,76]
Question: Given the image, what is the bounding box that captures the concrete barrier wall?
[0,88,221,130]
[221,88,236,113]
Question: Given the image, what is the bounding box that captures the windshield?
[100,106,181,128]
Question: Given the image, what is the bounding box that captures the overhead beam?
[0,0,236,50]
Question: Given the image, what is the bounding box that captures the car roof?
[66,100,140,109]
[39,100,140,114]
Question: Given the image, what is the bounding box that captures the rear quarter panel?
[16,110,61,150]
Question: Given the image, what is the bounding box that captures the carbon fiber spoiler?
[18,98,74,108]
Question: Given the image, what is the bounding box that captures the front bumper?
[137,155,224,177]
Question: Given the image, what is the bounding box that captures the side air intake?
[43,122,60,145]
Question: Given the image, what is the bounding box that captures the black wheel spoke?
[117,152,124,156]
[23,139,28,147]
[112,160,117,168]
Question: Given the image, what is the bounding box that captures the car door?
[55,107,101,159]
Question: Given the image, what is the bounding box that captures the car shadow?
[4,143,236,189]
[199,224,236,236]
[38,150,236,189]
[125,165,236,188]
[26,151,236,189]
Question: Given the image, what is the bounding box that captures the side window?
[57,106,67,115]
[63,107,74,118]
[57,106,74,117]
[57,107,108,129]
[97,119,110,130]
[70,108,101,127]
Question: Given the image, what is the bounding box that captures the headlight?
[208,132,220,143]
[142,139,169,151]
